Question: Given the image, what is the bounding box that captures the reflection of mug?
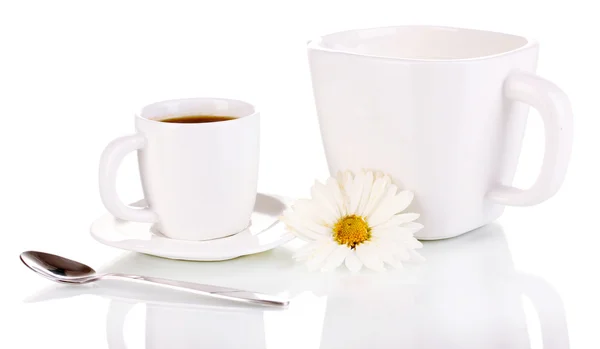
[107,300,267,349]
[308,26,573,240]
[319,224,569,348]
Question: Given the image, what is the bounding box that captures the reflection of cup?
[107,300,267,349]
[97,251,298,349]
[96,250,337,349]
[319,224,569,348]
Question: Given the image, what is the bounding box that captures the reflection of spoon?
[20,251,289,307]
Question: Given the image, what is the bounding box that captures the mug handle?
[487,71,573,206]
[518,273,570,348]
[106,301,135,349]
[99,134,158,222]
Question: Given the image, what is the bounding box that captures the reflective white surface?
[3,0,599,348]
[16,224,580,348]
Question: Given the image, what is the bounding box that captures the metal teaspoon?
[20,251,289,307]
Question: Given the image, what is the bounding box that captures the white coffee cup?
[308,26,573,240]
[99,97,260,241]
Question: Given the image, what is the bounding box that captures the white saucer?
[90,194,295,261]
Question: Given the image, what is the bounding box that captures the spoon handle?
[104,273,289,307]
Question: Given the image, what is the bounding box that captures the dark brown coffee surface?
[159,115,237,123]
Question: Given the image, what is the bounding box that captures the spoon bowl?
[20,251,97,283]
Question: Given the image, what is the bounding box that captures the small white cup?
[99,97,260,241]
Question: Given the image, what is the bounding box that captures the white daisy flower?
[281,170,424,272]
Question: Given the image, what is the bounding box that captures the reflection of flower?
[280,170,424,272]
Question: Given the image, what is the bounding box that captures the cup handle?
[487,71,573,206]
[518,273,570,348]
[99,134,158,222]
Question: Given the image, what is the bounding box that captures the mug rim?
[136,97,258,125]
[307,25,538,63]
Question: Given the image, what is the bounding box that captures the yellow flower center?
[333,215,371,249]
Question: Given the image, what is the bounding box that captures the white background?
[1,0,599,348]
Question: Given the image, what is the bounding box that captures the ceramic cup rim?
[307,25,538,63]
[135,97,258,126]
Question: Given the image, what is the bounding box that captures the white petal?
[390,213,420,225]
[403,222,424,233]
[390,190,414,213]
[306,222,333,236]
[280,211,331,241]
[293,241,322,260]
[371,225,392,238]
[408,249,426,262]
[372,240,403,268]
[291,199,313,215]
[289,211,332,236]
[325,177,346,217]
[338,171,354,196]
[347,171,365,215]
[371,226,413,240]
[320,245,352,272]
[394,247,411,261]
[339,171,354,213]
[344,251,363,272]
[292,199,336,227]
[280,212,317,241]
[335,170,346,185]
[365,184,398,226]
[356,242,385,272]
[368,191,414,228]
[362,175,391,218]
[285,227,318,242]
[383,255,404,269]
[305,241,338,271]
[311,180,340,218]
[406,237,424,249]
[369,190,414,227]
[371,216,421,233]
[341,171,354,191]
[356,171,374,216]
[390,259,403,269]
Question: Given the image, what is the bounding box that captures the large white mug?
[307,26,573,240]
[99,98,260,241]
